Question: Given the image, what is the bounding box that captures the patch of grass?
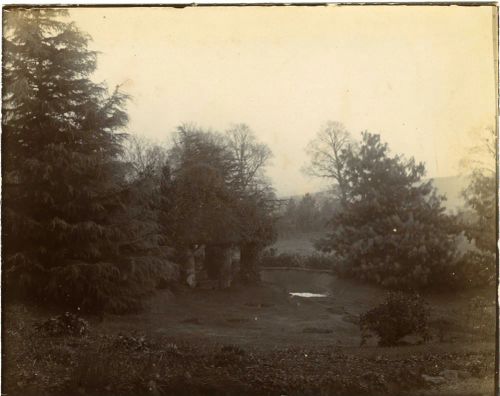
[226,317,250,324]
[3,308,496,396]
[244,302,274,308]
[302,327,333,334]
[181,317,203,325]
[326,306,345,315]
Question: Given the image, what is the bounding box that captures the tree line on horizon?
[3,9,495,314]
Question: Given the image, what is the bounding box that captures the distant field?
[270,232,326,255]
[272,230,475,258]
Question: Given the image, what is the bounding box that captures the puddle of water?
[289,292,328,298]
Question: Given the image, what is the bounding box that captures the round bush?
[359,292,430,346]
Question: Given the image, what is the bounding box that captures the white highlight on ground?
[289,292,328,298]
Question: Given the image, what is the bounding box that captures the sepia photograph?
[1,4,498,396]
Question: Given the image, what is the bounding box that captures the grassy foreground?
[3,274,496,396]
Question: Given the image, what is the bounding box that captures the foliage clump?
[277,193,338,235]
[158,124,278,285]
[34,312,89,337]
[159,125,241,247]
[466,295,496,338]
[451,250,496,289]
[457,128,496,288]
[3,9,177,313]
[360,292,430,346]
[316,132,459,289]
[112,333,152,352]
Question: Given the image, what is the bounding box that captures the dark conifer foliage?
[317,132,459,289]
[156,124,278,284]
[3,9,175,312]
[236,188,278,282]
[159,125,241,247]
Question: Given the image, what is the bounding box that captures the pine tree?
[317,132,459,289]
[3,9,175,312]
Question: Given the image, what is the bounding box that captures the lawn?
[269,232,325,255]
[3,268,496,396]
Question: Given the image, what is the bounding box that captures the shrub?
[304,254,337,270]
[466,295,496,338]
[260,251,302,268]
[359,292,430,346]
[34,312,90,337]
[450,250,496,289]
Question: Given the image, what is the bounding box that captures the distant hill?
[282,175,469,212]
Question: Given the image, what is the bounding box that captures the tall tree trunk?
[193,245,206,281]
[184,247,196,288]
[240,242,261,283]
[219,247,233,289]
[205,244,221,280]
[205,244,233,288]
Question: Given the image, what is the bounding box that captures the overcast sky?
[70,6,497,197]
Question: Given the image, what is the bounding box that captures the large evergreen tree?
[317,132,459,289]
[3,9,175,312]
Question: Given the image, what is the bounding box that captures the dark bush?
[34,312,89,337]
[466,295,496,338]
[450,250,496,289]
[359,292,430,346]
[260,251,302,268]
[304,254,337,270]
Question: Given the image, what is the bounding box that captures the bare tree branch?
[304,121,353,202]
